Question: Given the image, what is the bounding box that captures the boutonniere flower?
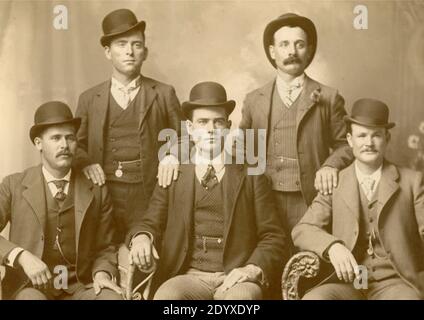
[310,87,322,104]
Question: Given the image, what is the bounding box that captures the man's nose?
[59,137,69,148]
[364,136,373,146]
[125,43,134,55]
[287,43,296,56]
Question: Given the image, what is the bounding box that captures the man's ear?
[34,137,43,152]
[346,132,353,148]
[104,46,112,60]
[186,119,193,136]
[386,130,391,142]
[227,120,232,129]
[269,45,276,60]
[142,46,149,62]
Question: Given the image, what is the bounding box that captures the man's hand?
[129,234,159,271]
[315,166,339,195]
[93,271,122,296]
[328,243,360,283]
[218,264,262,292]
[157,155,179,188]
[17,250,52,290]
[82,164,105,186]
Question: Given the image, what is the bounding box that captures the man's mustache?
[56,150,73,157]
[283,56,302,65]
[362,148,377,153]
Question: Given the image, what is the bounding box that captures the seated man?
[127,82,287,300]
[292,98,424,300]
[0,101,122,300]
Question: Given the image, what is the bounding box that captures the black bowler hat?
[30,101,81,143]
[263,13,317,69]
[344,98,395,129]
[182,82,236,118]
[100,9,146,47]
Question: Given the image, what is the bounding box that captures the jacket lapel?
[295,76,321,129]
[73,172,94,252]
[138,76,158,129]
[222,165,245,243]
[338,163,361,225]
[22,165,47,233]
[255,80,274,131]
[173,164,195,237]
[93,81,110,134]
[376,162,400,222]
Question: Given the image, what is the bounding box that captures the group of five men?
[0,8,423,300]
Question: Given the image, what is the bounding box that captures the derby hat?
[344,98,395,129]
[182,82,236,118]
[100,9,146,47]
[30,101,81,143]
[263,13,317,69]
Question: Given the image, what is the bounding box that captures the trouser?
[153,268,263,300]
[302,277,421,300]
[14,285,122,300]
[106,180,148,243]
[272,191,308,251]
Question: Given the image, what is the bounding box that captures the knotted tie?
[52,180,68,202]
[362,177,376,201]
[201,165,218,190]
[284,82,302,107]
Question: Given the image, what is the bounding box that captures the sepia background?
[0,0,424,179]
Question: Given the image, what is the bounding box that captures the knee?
[14,288,48,300]
[95,288,123,300]
[222,284,263,300]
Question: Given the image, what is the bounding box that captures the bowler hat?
[100,9,146,47]
[344,98,395,129]
[263,13,317,69]
[182,82,236,118]
[30,101,81,143]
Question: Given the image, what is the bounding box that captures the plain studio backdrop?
[0,0,424,179]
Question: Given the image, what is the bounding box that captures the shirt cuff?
[5,247,25,268]
[130,232,154,248]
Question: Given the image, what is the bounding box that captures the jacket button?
[295,181,300,186]
[41,235,44,241]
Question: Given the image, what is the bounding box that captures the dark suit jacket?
[292,161,424,296]
[127,164,287,293]
[0,165,117,299]
[75,75,184,202]
[240,76,353,205]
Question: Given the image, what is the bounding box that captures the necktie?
[119,87,132,108]
[52,180,67,202]
[362,177,376,201]
[201,165,218,190]
[284,83,302,107]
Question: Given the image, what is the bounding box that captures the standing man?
[127,82,287,300]
[240,13,353,236]
[0,101,121,300]
[292,99,424,300]
[75,9,183,243]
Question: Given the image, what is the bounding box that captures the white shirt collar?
[354,160,382,186]
[42,166,71,196]
[276,73,305,90]
[193,149,226,183]
[111,75,141,91]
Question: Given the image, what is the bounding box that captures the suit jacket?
[127,164,287,293]
[239,76,353,205]
[292,161,424,296]
[75,75,183,202]
[0,165,117,299]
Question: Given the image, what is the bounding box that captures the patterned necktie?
[284,82,302,107]
[201,165,218,190]
[52,180,68,202]
[362,177,376,201]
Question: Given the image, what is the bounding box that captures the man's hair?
[272,24,309,45]
[103,28,145,47]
